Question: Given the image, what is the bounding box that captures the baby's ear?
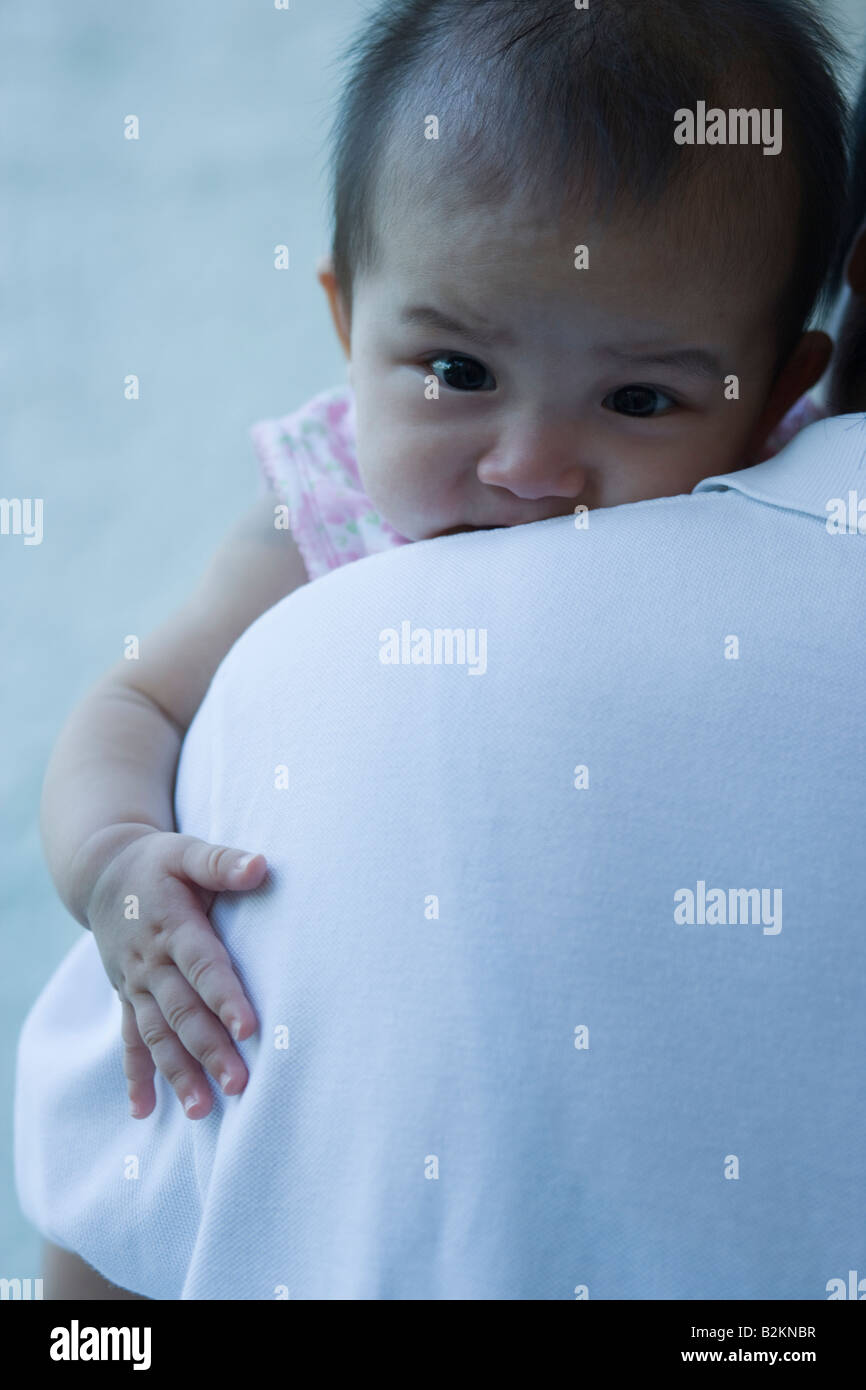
[846,221,866,296]
[744,330,832,463]
[316,255,351,359]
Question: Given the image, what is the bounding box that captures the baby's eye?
[603,385,676,417]
[427,355,496,392]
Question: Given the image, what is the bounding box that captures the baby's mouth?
[437,522,500,536]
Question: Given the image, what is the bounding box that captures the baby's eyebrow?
[599,344,723,379]
[399,304,509,348]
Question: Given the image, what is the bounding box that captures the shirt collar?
[692,413,866,521]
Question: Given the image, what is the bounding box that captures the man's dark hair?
[827,55,866,414]
[831,57,866,295]
[328,0,849,369]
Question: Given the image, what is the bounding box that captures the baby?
[40,0,848,1121]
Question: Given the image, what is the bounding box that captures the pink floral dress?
[249,383,409,580]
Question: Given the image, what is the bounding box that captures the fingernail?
[183,1095,198,1115]
[130,1102,143,1118]
[229,1016,243,1040]
[234,854,254,873]
[220,1072,234,1093]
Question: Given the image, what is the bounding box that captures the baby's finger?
[120,998,156,1119]
[167,909,258,1043]
[171,837,267,895]
[129,989,215,1119]
[147,962,249,1099]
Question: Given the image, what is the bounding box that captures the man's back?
[16,415,866,1298]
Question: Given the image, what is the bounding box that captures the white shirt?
[15,413,866,1298]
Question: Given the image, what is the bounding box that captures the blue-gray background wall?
[2,0,865,1282]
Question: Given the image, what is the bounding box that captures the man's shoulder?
[693,413,866,523]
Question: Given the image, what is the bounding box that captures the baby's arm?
[40,495,308,1118]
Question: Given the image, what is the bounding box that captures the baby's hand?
[85,828,267,1120]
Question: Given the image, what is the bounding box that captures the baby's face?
[345,182,792,540]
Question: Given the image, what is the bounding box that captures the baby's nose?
[476,431,587,501]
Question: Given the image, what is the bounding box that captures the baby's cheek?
[356,433,421,530]
[711,394,773,469]
[674,417,757,486]
[356,402,479,537]
[628,413,755,501]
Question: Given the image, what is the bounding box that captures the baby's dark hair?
[329,0,849,370]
